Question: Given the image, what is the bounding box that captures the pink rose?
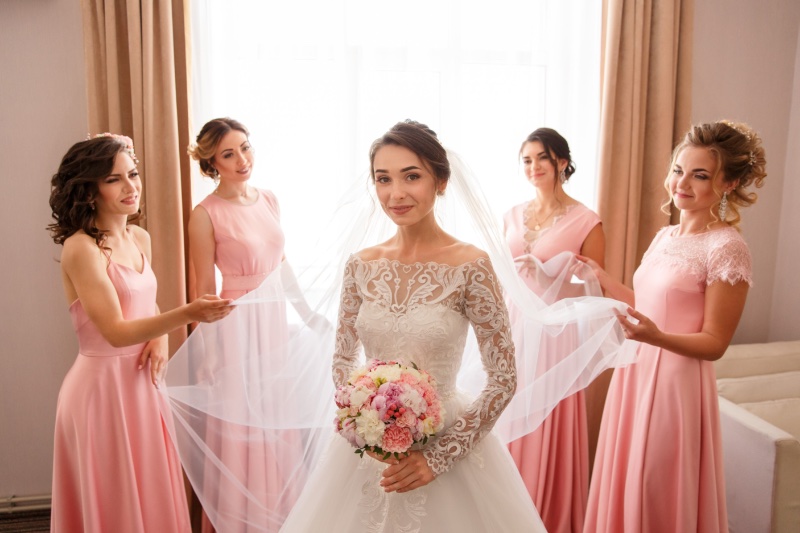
[381,424,413,453]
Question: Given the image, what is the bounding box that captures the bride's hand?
[377,450,435,493]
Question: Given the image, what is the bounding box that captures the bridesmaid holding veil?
[48,134,232,532]
[581,120,766,533]
[187,117,317,532]
[504,128,604,533]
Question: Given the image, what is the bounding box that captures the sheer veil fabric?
[160,149,637,531]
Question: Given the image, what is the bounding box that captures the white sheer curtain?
[190,0,601,269]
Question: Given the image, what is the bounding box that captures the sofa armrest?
[719,397,800,533]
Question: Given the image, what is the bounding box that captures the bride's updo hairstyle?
[188,117,249,179]
[664,120,767,228]
[519,127,576,184]
[48,135,139,247]
[369,120,451,194]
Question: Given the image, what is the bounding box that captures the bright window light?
[190,0,601,269]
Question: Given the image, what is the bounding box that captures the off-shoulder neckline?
[350,254,489,270]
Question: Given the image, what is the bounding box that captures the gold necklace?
[527,201,560,231]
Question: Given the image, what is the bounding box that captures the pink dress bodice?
[69,254,155,356]
[199,188,285,297]
[634,225,753,331]
[504,202,601,263]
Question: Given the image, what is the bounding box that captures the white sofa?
[714,340,800,533]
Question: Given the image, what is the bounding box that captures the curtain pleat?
[587,0,694,471]
[80,0,193,353]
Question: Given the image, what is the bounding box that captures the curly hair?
[48,136,140,247]
[187,117,250,179]
[369,120,450,191]
[663,120,767,229]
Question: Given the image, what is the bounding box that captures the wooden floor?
[0,509,50,532]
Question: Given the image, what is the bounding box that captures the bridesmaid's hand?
[616,307,663,346]
[575,254,617,292]
[377,450,435,493]
[187,295,235,323]
[140,334,169,387]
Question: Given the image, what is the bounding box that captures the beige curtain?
[81,0,194,353]
[586,0,694,468]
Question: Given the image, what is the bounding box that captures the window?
[191,0,601,268]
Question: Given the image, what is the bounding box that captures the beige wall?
[692,0,800,344]
[0,0,86,496]
[770,27,800,341]
[0,0,798,500]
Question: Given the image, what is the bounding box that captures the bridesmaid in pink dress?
[581,120,767,533]
[504,128,605,533]
[187,118,316,532]
[47,134,233,532]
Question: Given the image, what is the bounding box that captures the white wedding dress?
[280,255,545,532]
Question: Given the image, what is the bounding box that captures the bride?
[162,119,635,532]
[279,120,545,531]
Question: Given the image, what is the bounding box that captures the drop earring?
[559,169,566,183]
[719,191,729,221]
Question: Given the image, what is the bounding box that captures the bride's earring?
[559,169,566,183]
[719,191,729,221]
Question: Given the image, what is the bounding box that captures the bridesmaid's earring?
[719,192,729,221]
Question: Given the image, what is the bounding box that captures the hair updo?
[187,117,250,179]
[48,135,139,247]
[369,120,450,191]
[519,128,576,183]
[666,120,767,228]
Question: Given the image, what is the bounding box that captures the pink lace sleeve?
[707,233,753,287]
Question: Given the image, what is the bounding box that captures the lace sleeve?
[707,233,753,287]
[423,258,517,476]
[332,256,363,388]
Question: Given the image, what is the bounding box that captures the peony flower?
[382,424,414,453]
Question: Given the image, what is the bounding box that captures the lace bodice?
[332,255,517,476]
[641,225,753,287]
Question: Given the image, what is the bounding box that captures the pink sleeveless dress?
[199,189,285,298]
[585,226,751,533]
[51,250,190,532]
[504,202,601,533]
[196,189,291,533]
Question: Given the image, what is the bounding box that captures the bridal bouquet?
[334,359,445,458]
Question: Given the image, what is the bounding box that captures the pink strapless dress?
[585,226,751,533]
[504,202,601,533]
[50,255,190,532]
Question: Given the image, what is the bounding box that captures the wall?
[692,0,800,344]
[769,27,800,341]
[0,0,86,497]
[0,0,798,502]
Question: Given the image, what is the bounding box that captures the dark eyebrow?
[374,165,422,174]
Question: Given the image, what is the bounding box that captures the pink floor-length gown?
[504,202,601,533]
[197,189,290,533]
[51,250,191,532]
[585,226,751,533]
